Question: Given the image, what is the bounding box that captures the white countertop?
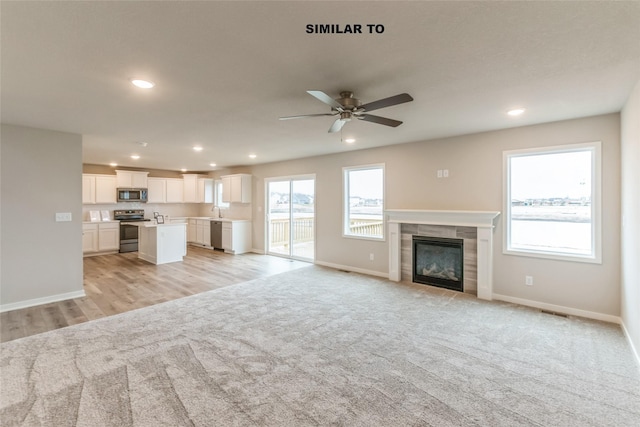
[182,217,250,223]
[83,220,119,224]
[130,222,186,228]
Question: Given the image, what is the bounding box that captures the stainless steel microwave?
[117,188,148,203]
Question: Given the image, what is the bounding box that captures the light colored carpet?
[1,265,639,426]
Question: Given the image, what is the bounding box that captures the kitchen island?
[136,222,187,265]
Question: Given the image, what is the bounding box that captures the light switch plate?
[55,212,72,222]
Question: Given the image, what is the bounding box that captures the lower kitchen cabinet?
[82,224,98,253]
[98,222,120,251]
[188,219,212,247]
[83,222,120,256]
[222,221,251,254]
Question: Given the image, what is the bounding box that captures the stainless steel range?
[114,209,150,253]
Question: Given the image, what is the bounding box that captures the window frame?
[342,163,386,241]
[503,141,602,264]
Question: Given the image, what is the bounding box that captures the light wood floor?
[1,247,310,343]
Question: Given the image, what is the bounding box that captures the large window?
[503,142,601,263]
[343,164,385,240]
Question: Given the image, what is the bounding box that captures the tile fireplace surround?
[386,210,500,300]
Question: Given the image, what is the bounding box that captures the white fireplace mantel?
[386,209,500,300]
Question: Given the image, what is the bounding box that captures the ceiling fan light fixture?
[131,79,155,89]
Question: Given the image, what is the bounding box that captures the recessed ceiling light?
[507,108,526,116]
[209,163,217,167]
[193,146,203,152]
[109,162,118,167]
[248,154,257,159]
[345,138,356,144]
[181,168,187,172]
[131,79,155,89]
[131,154,140,160]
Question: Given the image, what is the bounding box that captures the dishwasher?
[210,220,223,249]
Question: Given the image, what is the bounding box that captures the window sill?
[503,247,601,264]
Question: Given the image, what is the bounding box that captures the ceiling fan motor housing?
[337,91,362,111]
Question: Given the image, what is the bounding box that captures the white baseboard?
[621,320,640,368]
[313,260,388,278]
[0,290,86,313]
[492,293,621,324]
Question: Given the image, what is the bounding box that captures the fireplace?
[386,210,500,300]
[412,236,464,292]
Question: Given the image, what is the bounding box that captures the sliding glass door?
[267,176,315,261]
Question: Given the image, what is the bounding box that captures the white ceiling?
[2,1,639,172]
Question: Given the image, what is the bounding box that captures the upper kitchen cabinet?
[148,177,189,203]
[82,174,117,204]
[221,174,251,203]
[147,177,167,203]
[198,178,214,203]
[116,170,148,188]
[165,178,184,203]
[183,174,214,203]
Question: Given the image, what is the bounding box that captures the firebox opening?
[412,236,464,292]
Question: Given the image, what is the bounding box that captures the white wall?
[621,77,640,362]
[248,113,621,317]
[1,124,84,310]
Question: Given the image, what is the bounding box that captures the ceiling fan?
[279,90,414,133]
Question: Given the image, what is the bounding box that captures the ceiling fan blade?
[307,90,344,110]
[358,114,403,127]
[328,119,346,133]
[359,93,413,112]
[279,113,336,120]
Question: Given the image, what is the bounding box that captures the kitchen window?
[503,141,601,263]
[343,164,385,240]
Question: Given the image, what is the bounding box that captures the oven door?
[119,223,139,253]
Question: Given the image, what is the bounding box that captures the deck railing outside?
[269,217,383,248]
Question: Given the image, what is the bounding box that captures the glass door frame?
[265,174,316,262]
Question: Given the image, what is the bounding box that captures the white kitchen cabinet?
[221,174,251,204]
[82,175,95,204]
[165,178,184,203]
[182,175,197,203]
[182,175,199,203]
[83,174,116,204]
[221,221,251,254]
[183,175,213,203]
[82,223,99,253]
[187,219,197,243]
[95,176,117,203]
[116,170,148,188]
[147,178,167,203]
[190,219,212,247]
[97,222,119,251]
[83,222,120,255]
[198,178,214,203]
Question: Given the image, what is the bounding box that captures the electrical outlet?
[437,170,443,178]
[55,212,72,222]
[525,276,533,286]
[443,169,449,178]
[369,253,374,261]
